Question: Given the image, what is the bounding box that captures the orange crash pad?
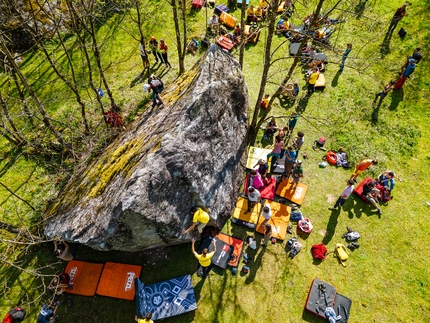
[96,262,142,300]
[256,200,291,240]
[275,181,308,205]
[220,11,237,29]
[64,260,104,296]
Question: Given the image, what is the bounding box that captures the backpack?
[334,243,349,267]
[150,79,164,93]
[344,231,360,242]
[287,237,302,259]
[311,243,327,260]
[290,210,303,221]
[2,314,13,323]
[9,308,26,322]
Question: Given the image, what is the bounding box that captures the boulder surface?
[44,45,249,251]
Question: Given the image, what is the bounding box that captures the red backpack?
[311,243,327,260]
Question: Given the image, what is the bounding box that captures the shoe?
[328,207,334,211]
[378,209,382,215]
[287,225,293,234]
[347,244,355,250]
[351,242,360,248]
[353,179,357,183]
[346,226,352,232]
[67,299,72,308]
[312,146,317,151]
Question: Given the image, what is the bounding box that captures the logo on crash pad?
[124,272,135,291]
[293,187,304,199]
[153,294,163,306]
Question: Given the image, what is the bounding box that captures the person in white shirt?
[209,15,219,34]
[261,205,272,225]
[245,186,260,213]
[329,179,354,210]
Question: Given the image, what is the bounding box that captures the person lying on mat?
[135,312,153,323]
[47,272,71,295]
[182,206,210,235]
[245,186,261,214]
[250,169,264,189]
[192,238,216,278]
[53,240,73,261]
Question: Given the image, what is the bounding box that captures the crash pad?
[198,235,234,269]
[244,174,277,200]
[255,200,291,240]
[64,260,104,296]
[96,262,142,300]
[353,177,373,203]
[275,180,308,205]
[135,275,197,320]
[216,232,244,267]
[305,278,336,319]
[246,146,272,172]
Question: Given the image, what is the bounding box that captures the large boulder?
[44,45,249,251]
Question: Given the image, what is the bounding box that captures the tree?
[167,0,187,74]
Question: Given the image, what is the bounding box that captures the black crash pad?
[198,235,234,269]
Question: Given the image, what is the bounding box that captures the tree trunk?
[171,0,185,74]
[238,0,247,68]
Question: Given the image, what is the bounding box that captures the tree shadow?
[130,70,146,88]
[346,196,382,219]
[388,88,404,110]
[371,102,380,125]
[302,308,327,323]
[354,0,368,19]
[322,208,340,245]
[331,69,343,87]
[244,242,266,284]
[296,95,310,114]
[380,31,393,58]
[278,95,296,109]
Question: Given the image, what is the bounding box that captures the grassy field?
[1,0,430,322]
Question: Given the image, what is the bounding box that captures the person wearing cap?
[261,205,272,225]
[329,179,355,210]
[245,186,261,214]
[373,80,395,106]
[393,58,416,89]
[149,36,164,64]
[182,207,210,235]
[350,158,378,182]
[291,160,303,186]
[159,39,172,68]
[387,4,406,34]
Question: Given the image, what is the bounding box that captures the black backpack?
[151,79,164,93]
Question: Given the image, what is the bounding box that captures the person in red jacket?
[159,39,172,68]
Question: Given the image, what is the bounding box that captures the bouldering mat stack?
[216,233,244,268]
[305,278,352,322]
[246,146,272,173]
[255,200,291,240]
[64,260,104,296]
[244,174,276,200]
[216,36,235,52]
[96,262,142,300]
[231,197,261,229]
[276,180,308,205]
[305,278,336,319]
[198,235,234,269]
[135,275,197,320]
[353,177,373,203]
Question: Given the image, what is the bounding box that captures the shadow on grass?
[244,243,266,284]
[388,88,404,110]
[331,69,343,87]
[371,103,380,125]
[322,208,340,245]
[296,95,310,114]
[354,0,368,19]
[380,30,393,58]
[346,197,382,219]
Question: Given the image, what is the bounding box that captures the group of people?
[139,36,172,70]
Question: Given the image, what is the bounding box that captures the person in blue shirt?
[37,302,59,323]
[377,171,396,192]
[283,146,297,180]
[394,58,416,89]
[339,43,352,71]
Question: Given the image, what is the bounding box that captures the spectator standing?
[339,43,352,71]
[261,224,272,247]
[192,238,216,278]
[283,146,297,180]
[387,4,406,34]
[293,131,305,151]
[373,80,395,105]
[261,205,272,226]
[182,207,210,235]
[266,137,284,161]
[288,113,299,134]
[393,58,416,89]
[245,186,261,214]
[350,158,378,182]
[410,47,422,64]
[329,179,355,210]
[307,67,319,94]
[291,160,303,186]
[159,39,172,68]
[139,37,149,70]
[149,36,164,64]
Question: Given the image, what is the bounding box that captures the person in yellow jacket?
[135,313,153,323]
[307,67,319,94]
[182,206,210,235]
[192,238,216,278]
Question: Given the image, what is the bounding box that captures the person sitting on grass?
[247,5,258,23]
[209,15,219,34]
[233,25,242,43]
[182,207,210,235]
[377,171,396,193]
[363,181,382,215]
[135,312,153,323]
[276,18,292,35]
[47,272,71,295]
[260,93,270,109]
[192,238,216,278]
[37,301,59,323]
[263,117,278,140]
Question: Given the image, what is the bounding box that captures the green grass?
[1,0,430,322]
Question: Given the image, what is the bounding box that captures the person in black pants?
[159,39,172,68]
[149,37,164,64]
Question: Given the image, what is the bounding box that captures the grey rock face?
[44,45,249,251]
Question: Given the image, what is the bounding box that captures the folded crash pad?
[256,200,291,240]
[334,293,352,322]
[353,177,373,203]
[216,233,244,267]
[244,174,276,200]
[96,262,142,300]
[305,278,336,319]
[135,275,197,320]
[246,146,272,172]
[198,235,234,269]
[276,180,308,205]
[64,260,104,296]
